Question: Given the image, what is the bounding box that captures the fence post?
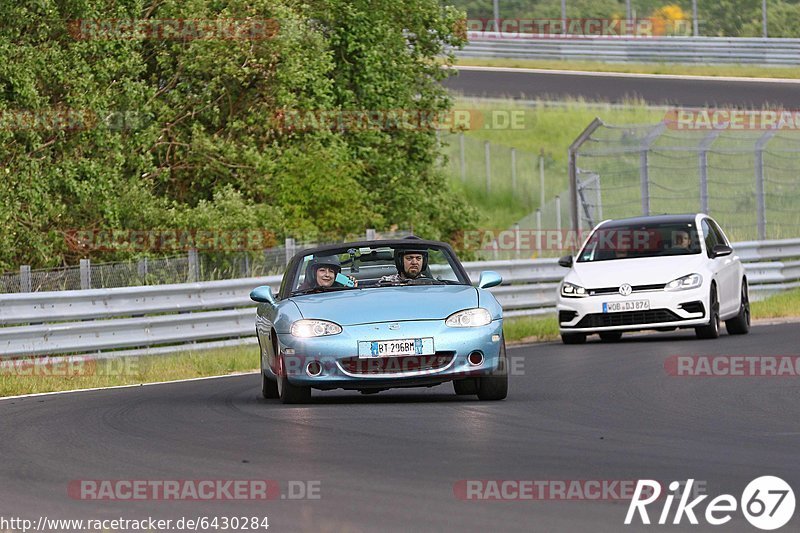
[285,237,296,266]
[698,130,721,214]
[19,265,31,293]
[79,259,91,289]
[513,223,521,260]
[366,228,376,241]
[535,209,542,255]
[639,123,667,216]
[187,249,199,282]
[511,148,517,193]
[539,148,545,209]
[459,133,466,183]
[138,257,148,284]
[484,141,491,194]
[555,195,562,234]
[755,130,777,240]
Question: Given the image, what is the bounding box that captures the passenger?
[299,255,357,290]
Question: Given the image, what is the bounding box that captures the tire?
[561,332,587,344]
[453,378,478,395]
[477,339,508,401]
[258,333,279,399]
[261,370,279,399]
[599,332,623,342]
[725,279,751,335]
[695,284,720,339]
[277,355,311,404]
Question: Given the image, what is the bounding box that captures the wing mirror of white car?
[558,255,573,268]
[250,285,277,305]
[478,271,502,289]
[711,244,733,258]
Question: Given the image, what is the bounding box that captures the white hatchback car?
[556,214,750,344]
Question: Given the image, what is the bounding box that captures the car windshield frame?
[576,221,702,263]
[281,240,471,298]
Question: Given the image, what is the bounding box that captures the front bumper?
[557,286,709,333]
[270,319,504,390]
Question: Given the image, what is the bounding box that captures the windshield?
[577,222,701,262]
[289,243,469,295]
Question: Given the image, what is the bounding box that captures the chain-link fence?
[440,131,550,212]
[1,230,411,293]
[569,119,800,242]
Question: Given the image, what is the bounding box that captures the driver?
[379,247,429,283]
[299,255,357,290]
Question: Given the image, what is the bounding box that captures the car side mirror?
[711,244,732,258]
[250,285,277,305]
[478,271,502,289]
[558,255,573,268]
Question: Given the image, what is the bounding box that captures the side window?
[701,219,719,258]
[708,219,729,247]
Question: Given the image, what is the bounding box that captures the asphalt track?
[1,322,799,532]
[444,66,800,108]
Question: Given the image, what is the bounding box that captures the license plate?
[603,300,650,313]
[358,338,434,358]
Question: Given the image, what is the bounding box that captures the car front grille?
[575,309,684,328]
[340,352,455,375]
[587,283,666,296]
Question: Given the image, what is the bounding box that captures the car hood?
[569,254,708,287]
[289,285,478,325]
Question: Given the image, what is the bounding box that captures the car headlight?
[445,308,492,327]
[290,319,342,338]
[561,282,588,298]
[665,273,703,291]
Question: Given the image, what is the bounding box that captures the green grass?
[455,57,800,79]
[504,315,560,342]
[2,287,798,398]
[0,345,258,398]
[751,287,800,318]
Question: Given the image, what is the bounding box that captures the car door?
[702,218,737,317]
[708,218,741,316]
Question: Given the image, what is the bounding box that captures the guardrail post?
[484,141,491,194]
[459,133,466,183]
[366,228,376,241]
[79,259,91,290]
[19,265,31,293]
[187,249,199,282]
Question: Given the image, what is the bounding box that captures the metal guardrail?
[2,239,799,358]
[459,34,800,66]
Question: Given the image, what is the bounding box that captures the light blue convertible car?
[250,238,507,403]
